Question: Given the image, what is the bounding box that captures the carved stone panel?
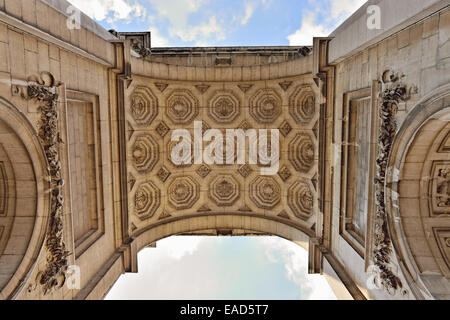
[131,134,160,174]
[289,86,316,125]
[249,176,281,210]
[288,133,315,173]
[249,88,282,124]
[125,78,319,232]
[288,180,314,220]
[168,176,200,210]
[130,86,159,126]
[209,174,240,207]
[134,181,161,220]
[431,162,450,214]
[166,89,199,124]
[208,90,241,124]
[434,228,450,269]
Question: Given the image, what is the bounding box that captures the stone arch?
[112,213,357,300]
[0,97,50,299]
[386,84,450,300]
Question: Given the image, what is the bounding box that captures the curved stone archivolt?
[387,91,450,299]
[0,98,50,300]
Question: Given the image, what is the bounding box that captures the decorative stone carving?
[433,228,450,269]
[249,176,281,210]
[373,70,416,294]
[279,81,293,91]
[130,38,151,58]
[209,175,240,207]
[198,204,212,212]
[131,134,160,174]
[195,84,210,94]
[288,133,315,173]
[14,72,69,295]
[128,173,136,191]
[289,86,315,125]
[288,181,314,220]
[196,165,212,178]
[156,121,170,137]
[237,164,252,178]
[278,165,292,182]
[130,86,159,126]
[279,120,293,137]
[157,166,171,183]
[168,176,200,210]
[238,120,252,131]
[158,211,172,220]
[134,181,161,219]
[208,91,241,124]
[249,88,282,124]
[237,84,253,93]
[155,83,168,92]
[166,89,199,124]
[433,164,450,209]
[278,210,290,220]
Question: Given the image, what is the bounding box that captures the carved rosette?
[130,86,159,126]
[288,181,314,221]
[288,133,315,173]
[289,86,316,125]
[249,176,281,210]
[249,88,282,124]
[168,176,200,210]
[208,90,241,124]
[431,163,450,213]
[13,72,69,294]
[131,134,160,174]
[209,175,240,207]
[373,70,416,294]
[166,89,199,124]
[134,181,161,220]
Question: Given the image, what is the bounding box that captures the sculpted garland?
[14,72,69,295]
[373,70,416,294]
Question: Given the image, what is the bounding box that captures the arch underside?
[387,86,450,300]
[125,73,321,253]
[0,98,50,300]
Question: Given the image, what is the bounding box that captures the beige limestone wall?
[0,1,122,299]
[330,6,450,299]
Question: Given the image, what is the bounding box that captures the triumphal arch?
[0,0,449,300]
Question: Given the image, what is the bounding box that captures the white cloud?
[155,236,205,259]
[261,237,337,300]
[149,27,169,47]
[287,0,366,46]
[147,0,225,45]
[68,0,146,22]
[287,12,331,46]
[241,2,256,25]
[330,0,366,22]
[105,236,336,300]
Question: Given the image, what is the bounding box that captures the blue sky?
[105,236,337,300]
[68,0,366,47]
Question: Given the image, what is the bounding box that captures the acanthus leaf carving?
[15,72,69,295]
[373,69,416,295]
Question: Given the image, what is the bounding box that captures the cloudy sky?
[66,0,366,300]
[67,0,366,46]
[105,236,337,300]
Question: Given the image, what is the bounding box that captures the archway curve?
[127,213,353,300]
[0,97,51,300]
[386,84,450,300]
